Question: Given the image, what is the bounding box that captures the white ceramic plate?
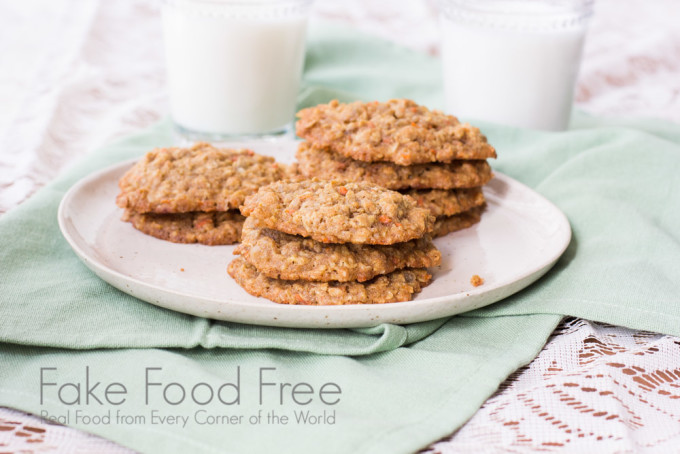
[58,141,571,328]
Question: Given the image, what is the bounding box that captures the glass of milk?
[439,0,594,131]
[162,0,312,140]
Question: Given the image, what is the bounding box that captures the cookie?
[240,179,435,245]
[123,210,244,245]
[401,187,486,218]
[235,217,441,282]
[116,142,288,214]
[296,99,496,166]
[432,206,485,238]
[295,143,493,190]
[228,257,432,305]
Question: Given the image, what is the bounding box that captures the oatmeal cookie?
[123,210,244,245]
[116,142,287,214]
[228,257,432,305]
[235,217,441,282]
[296,99,496,165]
[241,179,434,245]
[432,206,485,238]
[401,187,486,218]
[295,143,493,190]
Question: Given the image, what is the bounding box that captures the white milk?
[162,1,309,137]
[440,0,592,131]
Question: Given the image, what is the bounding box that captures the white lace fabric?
[1,0,680,452]
[427,319,680,453]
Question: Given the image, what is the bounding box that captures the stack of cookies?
[295,99,497,237]
[228,179,441,305]
[116,142,289,245]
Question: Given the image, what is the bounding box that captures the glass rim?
[438,0,594,16]
[163,0,314,19]
[164,0,314,6]
[438,0,594,31]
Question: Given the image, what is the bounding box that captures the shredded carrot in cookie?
[379,215,392,225]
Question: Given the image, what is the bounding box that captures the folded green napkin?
[469,114,680,335]
[0,22,679,454]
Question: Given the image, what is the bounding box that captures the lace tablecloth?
[2,0,679,452]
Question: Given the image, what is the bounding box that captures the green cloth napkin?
[0,316,558,454]
[468,116,680,336]
[0,22,679,454]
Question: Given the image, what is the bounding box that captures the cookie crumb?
[470,274,484,287]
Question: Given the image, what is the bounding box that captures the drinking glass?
[162,0,313,140]
[439,0,594,131]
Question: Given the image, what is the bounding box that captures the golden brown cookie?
[116,142,288,214]
[295,143,493,190]
[235,217,441,282]
[296,99,496,165]
[123,210,244,245]
[401,187,486,218]
[228,257,432,305]
[240,179,435,245]
[432,206,485,238]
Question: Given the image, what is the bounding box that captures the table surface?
[2,0,680,452]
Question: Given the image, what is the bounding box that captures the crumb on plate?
[470,274,484,287]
